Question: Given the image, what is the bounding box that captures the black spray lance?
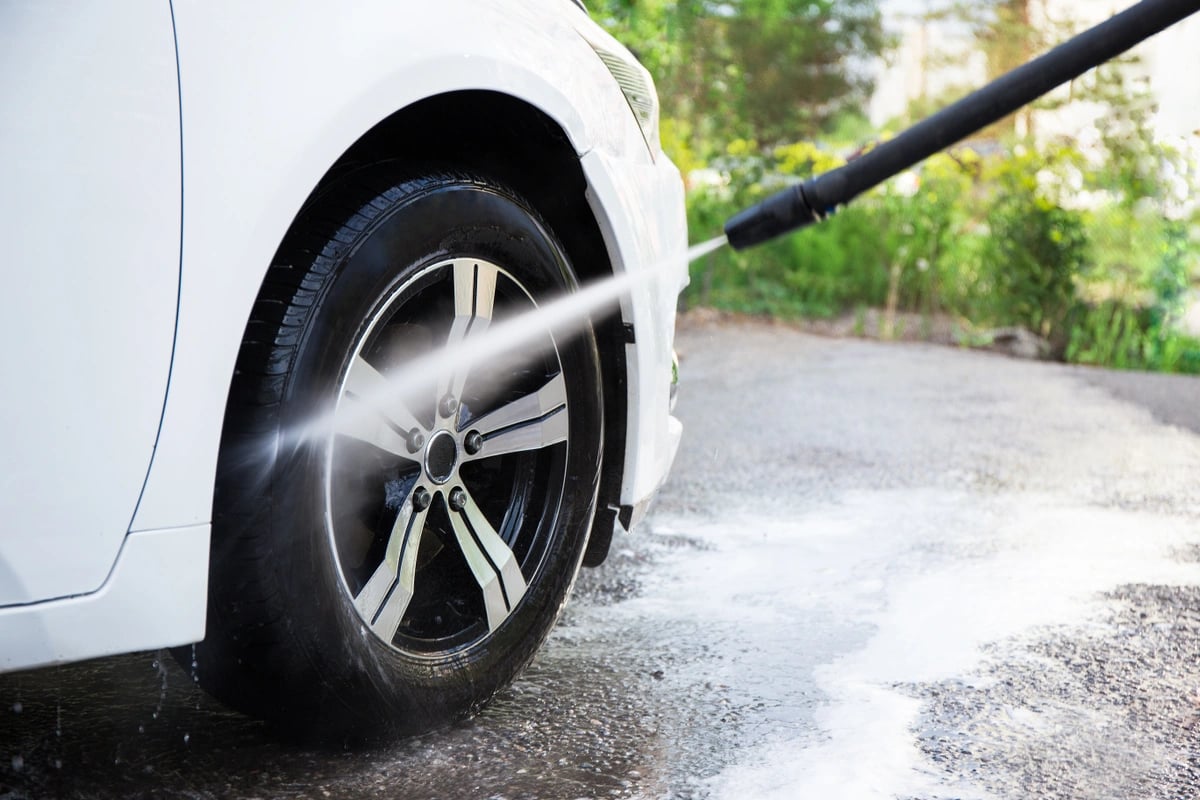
[721,0,1200,252]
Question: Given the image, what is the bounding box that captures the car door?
[0,1,181,605]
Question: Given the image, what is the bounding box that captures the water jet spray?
[719,0,1200,253]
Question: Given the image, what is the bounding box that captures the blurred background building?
[871,0,1200,140]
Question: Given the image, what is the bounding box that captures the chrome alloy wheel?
[326,257,570,655]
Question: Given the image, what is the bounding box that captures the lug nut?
[448,487,466,512]
[464,430,483,456]
[412,487,431,512]
[407,429,425,453]
[439,395,459,418]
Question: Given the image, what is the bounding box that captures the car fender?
[132,0,658,532]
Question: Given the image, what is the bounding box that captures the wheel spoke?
[333,395,413,457]
[446,487,527,632]
[335,356,427,457]
[344,354,425,431]
[440,261,499,405]
[463,372,568,460]
[353,494,429,641]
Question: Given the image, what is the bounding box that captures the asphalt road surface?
[3,316,1200,800]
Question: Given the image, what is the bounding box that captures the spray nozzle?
[724,184,823,251]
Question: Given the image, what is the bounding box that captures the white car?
[0,0,686,739]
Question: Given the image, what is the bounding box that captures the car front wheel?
[195,168,603,740]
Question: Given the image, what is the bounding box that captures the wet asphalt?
[3,315,1200,800]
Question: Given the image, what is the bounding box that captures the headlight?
[583,36,661,158]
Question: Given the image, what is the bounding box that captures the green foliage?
[591,0,886,151]
[870,153,978,317]
[688,200,892,317]
[594,0,1199,375]
[1067,219,1200,375]
[588,0,679,77]
[685,141,890,317]
[1066,305,1200,375]
[978,147,1089,347]
[1077,59,1167,209]
[701,0,886,144]
[684,136,1199,374]
[1065,303,1147,369]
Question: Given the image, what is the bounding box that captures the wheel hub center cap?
[424,430,458,485]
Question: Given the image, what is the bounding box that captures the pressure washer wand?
[723,0,1200,251]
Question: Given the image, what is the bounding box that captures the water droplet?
[138,725,145,734]
[183,733,190,745]
[11,702,22,714]
[11,755,24,771]
[151,660,159,670]
[53,758,62,769]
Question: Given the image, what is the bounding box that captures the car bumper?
[580,147,688,525]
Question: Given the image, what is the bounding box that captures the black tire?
[194,167,603,741]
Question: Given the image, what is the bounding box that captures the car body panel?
[0,0,686,672]
[581,151,688,509]
[132,0,682,534]
[0,1,181,606]
[0,525,208,672]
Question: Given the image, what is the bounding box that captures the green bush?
[685,144,973,319]
[981,186,1088,350]
[683,136,1199,375]
[1067,219,1200,374]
